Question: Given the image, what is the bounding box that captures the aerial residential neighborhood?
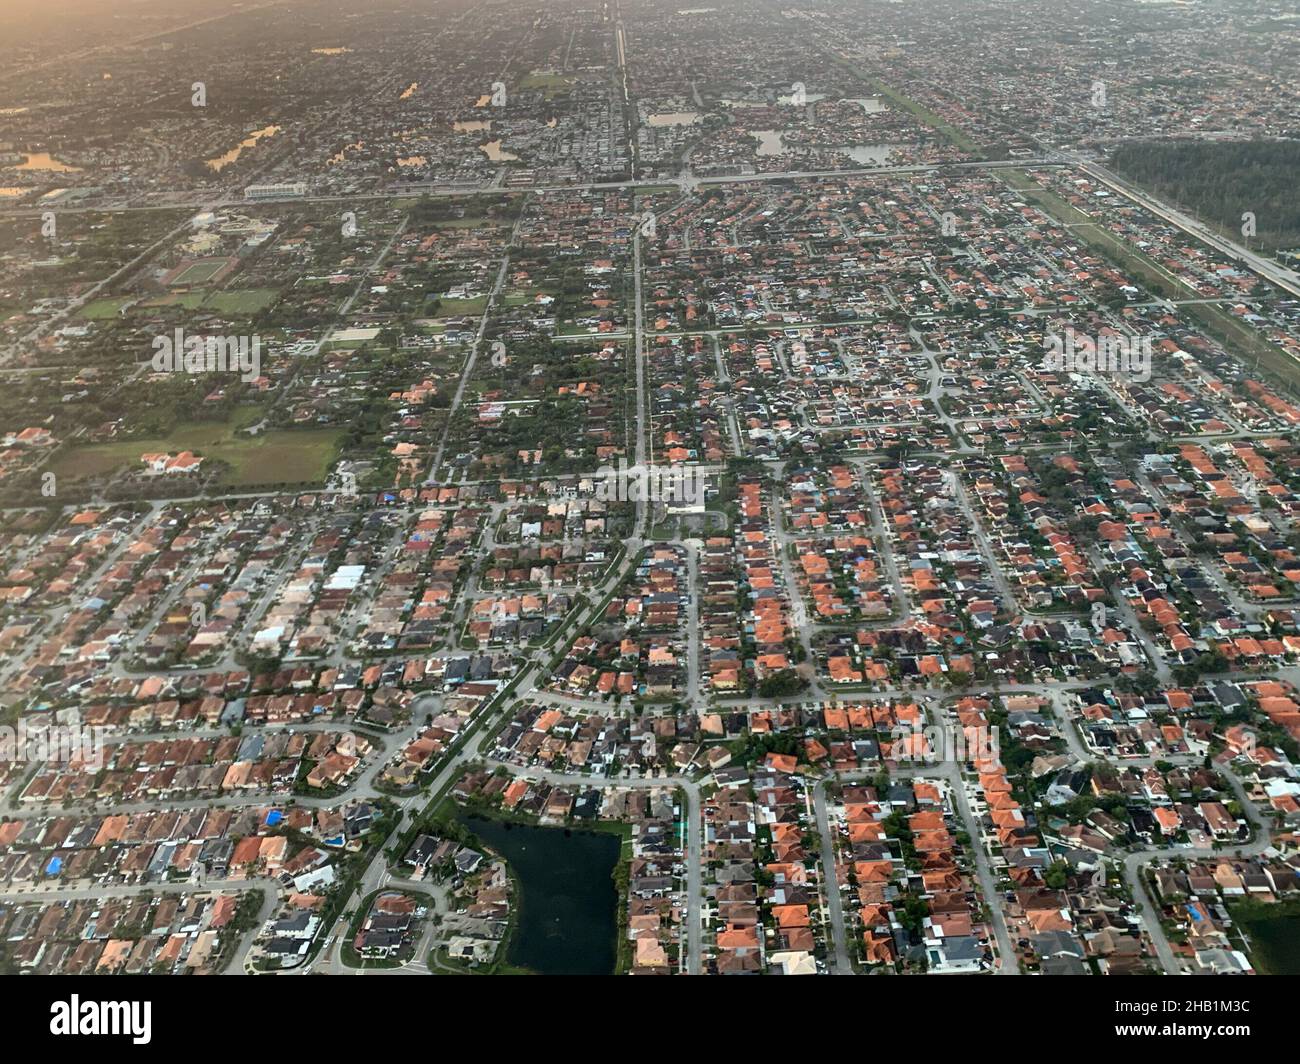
[0,0,1296,1027]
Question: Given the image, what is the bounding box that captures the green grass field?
[82,288,278,319]
[502,287,555,307]
[170,259,228,287]
[518,72,573,98]
[140,292,207,310]
[76,297,133,320]
[50,412,341,486]
[432,216,502,230]
[436,295,489,315]
[204,288,279,314]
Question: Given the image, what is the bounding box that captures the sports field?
[171,259,229,286]
[204,288,279,314]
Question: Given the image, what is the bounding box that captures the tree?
[758,669,808,698]
[1043,861,1070,890]
[1062,795,1097,823]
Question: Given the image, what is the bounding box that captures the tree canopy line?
[1109,139,1300,253]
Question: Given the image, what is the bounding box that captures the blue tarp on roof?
[265,810,283,826]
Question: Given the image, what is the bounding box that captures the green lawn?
[50,412,342,486]
[204,288,279,314]
[77,296,133,320]
[519,72,574,98]
[502,287,555,307]
[436,295,489,315]
[92,288,278,317]
[140,292,207,310]
[432,216,502,230]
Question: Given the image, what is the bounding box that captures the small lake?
[327,141,364,165]
[840,143,898,166]
[460,812,620,975]
[846,96,887,113]
[480,139,519,162]
[14,152,81,173]
[753,130,785,156]
[206,125,280,172]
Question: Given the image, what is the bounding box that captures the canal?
[460,813,621,975]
